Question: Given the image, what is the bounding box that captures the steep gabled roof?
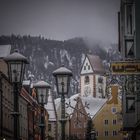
[81,96,107,118]
[0,45,11,58]
[87,54,105,74]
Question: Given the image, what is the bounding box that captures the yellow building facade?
[93,85,123,140]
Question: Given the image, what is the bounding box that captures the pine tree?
[86,118,96,140]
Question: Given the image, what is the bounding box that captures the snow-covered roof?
[65,94,79,116]
[81,95,107,118]
[44,91,57,121]
[54,94,107,119]
[54,94,79,117]
[0,45,11,58]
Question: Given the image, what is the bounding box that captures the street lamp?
[90,130,96,140]
[53,65,72,140]
[4,50,29,140]
[33,80,51,140]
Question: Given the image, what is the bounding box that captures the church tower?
[80,54,106,98]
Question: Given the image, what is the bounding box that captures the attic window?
[88,65,90,70]
[111,107,117,114]
[85,76,90,84]
[84,66,86,70]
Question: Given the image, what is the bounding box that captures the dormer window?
[84,76,90,84]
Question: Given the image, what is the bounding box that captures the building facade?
[45,91,57,140]
[0,45,14,140]
[93,85,123,140]
[0,45,50,140]
[19,94,28,140]
[68,97,89,140]
[0,72,14,140]
[118,0,140,139]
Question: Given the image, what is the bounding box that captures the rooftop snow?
[81,95,107,118]
[55,94,107,119]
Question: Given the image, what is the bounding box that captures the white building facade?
[80,54,106,98]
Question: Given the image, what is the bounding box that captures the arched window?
[98,77,103,83]
[84,76,90,84]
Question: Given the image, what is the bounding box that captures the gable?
[93,98,122,120]
[73,97,87,116]
[81,57,93,74]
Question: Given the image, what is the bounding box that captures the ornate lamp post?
[33,80,51,140]
[53,65,72,140]
[90,129,96,140]
[4,50,29,140]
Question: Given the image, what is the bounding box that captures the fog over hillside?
[0,35,121,97]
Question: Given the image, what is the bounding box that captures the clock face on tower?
[84,86,91,96]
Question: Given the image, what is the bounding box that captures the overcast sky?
[0,0,120,45]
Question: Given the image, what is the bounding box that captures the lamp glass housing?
[36,87,49,104]
[56,74,70,95]
[4,50,29,83]
[53,66,72,95]
[8,61,25,83]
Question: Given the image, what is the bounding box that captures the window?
[98,87,103,93]
[88,65,90,70]
[96,131,98,137]
[48,124,51,131]
[98,77,103,83]
[113,119,117,125]
[126,97,135,113]
[111,107,117,114]
[112,131,117,136]
[84,66,86,70]
[125,4,134,35]
[84,122,87,128]
[84,76,90,84]
[104,120,108,125]
[125,39,134,58]
[104,131,109,136]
